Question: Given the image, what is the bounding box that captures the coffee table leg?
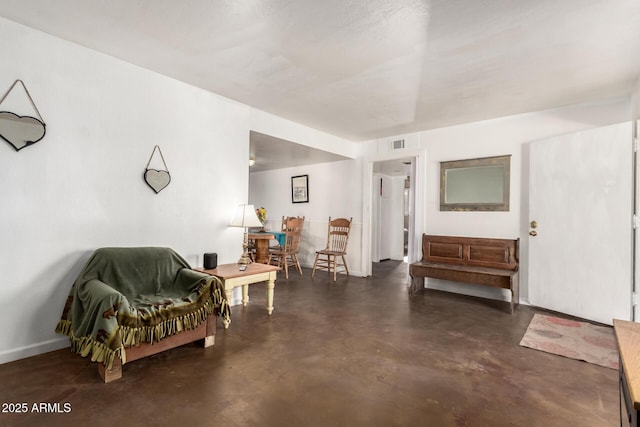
[242,284,249,306]
[223,287,233,329]
[266,275,275,315]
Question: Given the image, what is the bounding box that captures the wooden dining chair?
[312,217,352,281]
[269,216,305,279]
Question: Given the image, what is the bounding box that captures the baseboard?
[299,263,363,278]
[0,337,69,365]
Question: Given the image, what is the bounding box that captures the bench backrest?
[422,235,519,271]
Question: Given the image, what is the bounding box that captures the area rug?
[519,314,618,369]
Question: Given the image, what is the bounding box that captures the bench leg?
[510,275,519,314]
[204,312,216,347]
[409,276,424,296]
[98,357,122,383]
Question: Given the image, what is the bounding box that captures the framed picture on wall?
[291,174,309,203]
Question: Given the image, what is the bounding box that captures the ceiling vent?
[391,139,405,150]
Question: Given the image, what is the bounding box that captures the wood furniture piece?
[196,263,280,329]
[409,234,519,313]
[614,319,640,426]
[100,312,218,383]
[312,217,352,281]
[269,216,305,279]
[248,232,275,264]
[55,247,230,383]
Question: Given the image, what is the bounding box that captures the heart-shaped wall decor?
[0,111,46,151]
[144,169,171,194]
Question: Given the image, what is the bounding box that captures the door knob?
[529,230,537,237]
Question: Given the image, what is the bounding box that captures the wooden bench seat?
[409,235,519,313]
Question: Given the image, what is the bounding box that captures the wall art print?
[291,174,309,203]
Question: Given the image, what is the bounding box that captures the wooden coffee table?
[196,263,280,329]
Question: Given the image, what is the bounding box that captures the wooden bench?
[409,235,519,313]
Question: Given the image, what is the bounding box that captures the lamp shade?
[230,204,263,228]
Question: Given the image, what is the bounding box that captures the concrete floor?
[0,261,619,426]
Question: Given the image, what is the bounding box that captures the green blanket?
[56,247,230,369]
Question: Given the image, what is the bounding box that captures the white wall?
[0,18,276,363]
[0,16,369,364]
[249,159,363,276]
[366,98,631,303]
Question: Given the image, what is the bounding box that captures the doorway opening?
[362,148,425,278]
[403,175,411,261]
[371,157,415,267]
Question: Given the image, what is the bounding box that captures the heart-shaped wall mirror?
[144,145,171,194]
[145,169,171,193]
[0,80,46,152]
[0,111,46,151]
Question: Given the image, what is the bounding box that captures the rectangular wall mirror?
[440,155,511,211]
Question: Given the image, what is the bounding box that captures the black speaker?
[203,252,218,269]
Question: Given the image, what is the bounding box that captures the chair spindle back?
[324,217,352,253]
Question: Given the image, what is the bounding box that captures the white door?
[379,175,393,260]
[528,121,633,325]
[372,173,381,262]
[635,119,640,322]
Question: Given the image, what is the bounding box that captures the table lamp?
[230,204,263,265]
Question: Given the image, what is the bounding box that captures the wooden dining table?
[248,232,275,264]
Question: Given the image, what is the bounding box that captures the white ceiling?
[0,0,639,145]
